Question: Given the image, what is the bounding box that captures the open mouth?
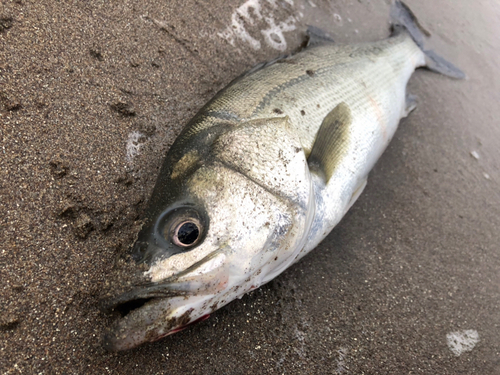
[100,282,188,319]
[101,290,183,352]
[113,297,155,317]
[101,290,212,352]
[100,250,228,351]
[99,275,214,352]
[102,249,229,315]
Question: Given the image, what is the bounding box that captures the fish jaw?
[102,257,261,352]
[103,269,258,352]
[103,252,231,351]
[103,295,212,352]
[103,245,273,352]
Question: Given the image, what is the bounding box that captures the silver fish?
[102,1,463,351]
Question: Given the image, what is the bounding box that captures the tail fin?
[391,0,465,79]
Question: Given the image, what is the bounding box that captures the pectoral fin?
[307,102,352,183]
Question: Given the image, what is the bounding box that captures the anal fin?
[307,102,352,183]
[404,93,418,117]
[345,178,367,214]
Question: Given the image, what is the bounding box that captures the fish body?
[143,30,423,283]
[103,2,463,351]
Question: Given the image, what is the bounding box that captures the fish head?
[103,117,313,351]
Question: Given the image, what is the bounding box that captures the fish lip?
[101,296,175,352]
[101,293,208,352]
[100,248,228,351]
[102,310,211,353]
[99,282,189,314]
[101,247,226,313]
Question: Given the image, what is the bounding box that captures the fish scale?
[201,33,422,157]
[102,1,464,351]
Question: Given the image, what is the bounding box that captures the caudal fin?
[390,0,465,79]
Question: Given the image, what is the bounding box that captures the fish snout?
[102,293,212,352]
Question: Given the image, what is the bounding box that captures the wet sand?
[1,0,499,373]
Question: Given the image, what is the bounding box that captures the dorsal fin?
[307,102,352,183]
[306,25,335,47]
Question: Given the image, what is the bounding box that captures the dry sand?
[1,0,499,373]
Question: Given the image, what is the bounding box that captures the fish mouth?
[100,281,189,315]
[101,248,226,314]
[101,250,227,351]
[100,281,192,352]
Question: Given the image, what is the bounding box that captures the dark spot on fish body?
[349,45,383,59]
[164,308,194,333]
[306,70,315,77]
[317,104,320,108]
[277,59,297,65]
[300,110,305,116]
[273,108,283,114]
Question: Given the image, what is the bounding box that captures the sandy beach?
[1,0,499,373]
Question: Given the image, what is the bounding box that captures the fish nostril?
[131,240,150,263]
[115,298,154,317]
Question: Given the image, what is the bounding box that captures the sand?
[1,0,499,373]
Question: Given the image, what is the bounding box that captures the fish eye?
[156,206,207,252]
[172,220,201,247]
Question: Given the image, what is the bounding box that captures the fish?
[101,1,464,351]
